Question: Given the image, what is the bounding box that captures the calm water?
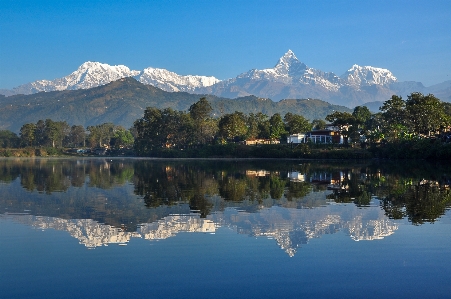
[1,158,451,299]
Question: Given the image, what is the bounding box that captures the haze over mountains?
[2,50,450,107]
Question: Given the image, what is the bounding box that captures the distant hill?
[0,77,351,132]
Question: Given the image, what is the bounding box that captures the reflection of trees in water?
[326,169,372,206]
[133,162,216,218]
[0,159,135,193]
[1,159,451,225]
[379,183,451,225]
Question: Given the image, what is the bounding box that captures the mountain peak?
[273,50,307,77]
[276,50,299,66]
[342,64,397,86]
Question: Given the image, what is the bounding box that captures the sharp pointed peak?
[281,49,297,59]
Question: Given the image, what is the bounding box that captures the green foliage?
[0,130,20,148]
[405,93,450,136]
[284,112,312,134]
[68,125,86,148]
[134,107,194,154]
[269,113,286,141]
[20,123,37,147]
[246,112,269,139]
[218,112,248,142]
[311,119,326,130]
[112,127,134,149]
[189,97,216,145]
[87,123,115,148]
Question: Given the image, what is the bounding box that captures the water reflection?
[1,158,450,254]
[1,199,396,257]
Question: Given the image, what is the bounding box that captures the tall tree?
[68,125,86,148]
[405,93,450,136]
[246,112,269,139]
[284,112,312,134]
[379,95,407,128]
[189,97,215,145]
[111,126,134,149]
[218,112,248,142]
[20,123,37,147]
[0,130,20,148]
[45,119,69,148]
[35,119,47,146]
[269,113,286,141]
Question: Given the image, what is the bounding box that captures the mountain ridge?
[1,50,450,107]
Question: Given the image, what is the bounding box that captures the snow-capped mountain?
[195,50,405,106]
[8,62,140,95]
[1,50,449,107]
[341,64,397,87]
[232,50,342,91]
[4,62,219,96]
[137,67,219,92]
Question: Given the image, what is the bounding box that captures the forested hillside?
[0,78,351,132]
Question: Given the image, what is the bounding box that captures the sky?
[1,0,450,89]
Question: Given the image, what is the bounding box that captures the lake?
[1,158,451,298]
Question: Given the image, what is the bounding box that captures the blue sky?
[1,0,450,89]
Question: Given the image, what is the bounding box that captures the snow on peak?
[13,61,140,94]
[61,61,140,89]
[273,50,307,76]
[3,53,400,98]
[341,64,397,86]
[137,67,219,92]
[236,50,339,90]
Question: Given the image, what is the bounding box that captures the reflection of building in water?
[2,202,398,256]
[246,170,271,177]
[288,171,349,191]
[288,172,305,182]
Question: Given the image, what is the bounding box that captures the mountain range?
[2,50,450,107]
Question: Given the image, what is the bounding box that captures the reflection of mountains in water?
[1,200,397,256]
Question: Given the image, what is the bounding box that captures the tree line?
[0,119,134,150]
[326,92,451,145]
[2,92,451,157]
[133,97,318,154]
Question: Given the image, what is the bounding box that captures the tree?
[352,106,371,125]
[68,125,86,148]
[405,93,450,136]
[111,127,134,149]
[45,119,69,148]
[218,112,248,142]
[284,112,312,134]
[189,97,215,145]
[87,123,115,148]
[35,119,47,146]
[246,112,269,139]
[0,130,20,148]
[350,106,372,144]
[134,107,193,153]
[325,111,354,145]
[311,119,326,130]
[380,95,406,126]
[365,113,385,144]
[20,123,37,147]
[269,113,286,141]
